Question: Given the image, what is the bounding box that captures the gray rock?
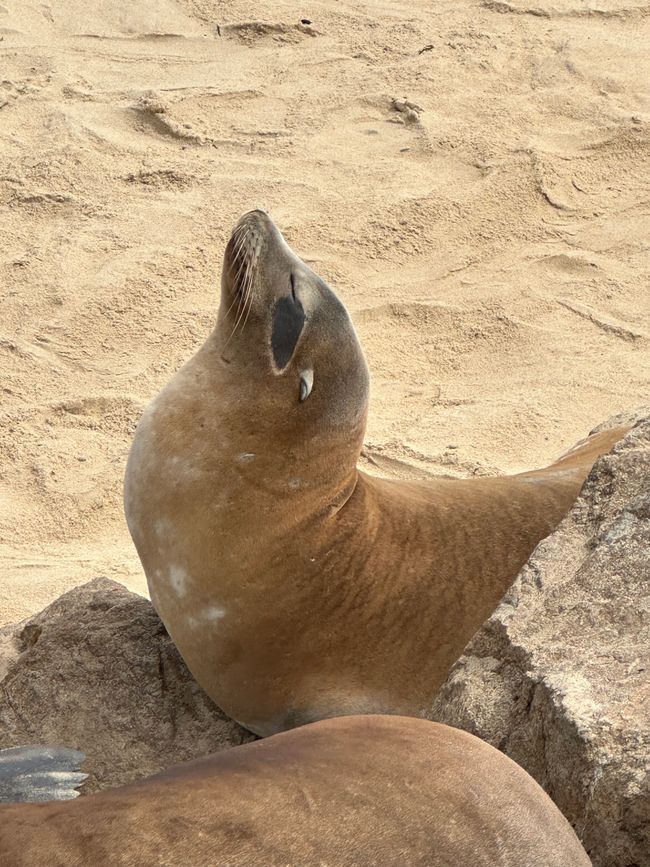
[430,418,650,867]
[0,578,254,793]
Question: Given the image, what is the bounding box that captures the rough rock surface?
[0,579,253,793]
[430,418,650,867]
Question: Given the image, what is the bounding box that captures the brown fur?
[0,716,591,866]
[124,210,629,735]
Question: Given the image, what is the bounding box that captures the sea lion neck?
[164,334,366,511]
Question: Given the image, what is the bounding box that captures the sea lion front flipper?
[0,745,87,803]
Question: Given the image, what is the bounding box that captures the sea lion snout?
[222,210,309,373]
[232,207,273,242]
[222,210,299,312]
[229,208,292,270]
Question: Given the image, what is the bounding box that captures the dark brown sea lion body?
[0,716,591,866]
[124,209,628,735]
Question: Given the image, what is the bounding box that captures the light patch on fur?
[288,478,302,490]
[167,453,203,481]
[168,564,188,596]
[154,518,173,540]
[184,606,225,628]
[521,467,576,483]
[238,453,256,463]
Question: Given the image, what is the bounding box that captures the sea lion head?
[215,210,370,467]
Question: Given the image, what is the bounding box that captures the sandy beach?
[1,0,648,625]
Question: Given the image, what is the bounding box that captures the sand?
[1,0,648,625]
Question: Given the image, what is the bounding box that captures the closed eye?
[290,273,296,302]
[271,292,305,370]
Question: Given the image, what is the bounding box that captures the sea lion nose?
[236,208,271,231]
[231,209,280,250]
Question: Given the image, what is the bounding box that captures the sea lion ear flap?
[299,369,313,402]
[271,295,306,370]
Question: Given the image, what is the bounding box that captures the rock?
[0,579,254,793]
[429,418,650,867]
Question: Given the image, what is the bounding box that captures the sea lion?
[0,715,591,866]
[124,208,629,736]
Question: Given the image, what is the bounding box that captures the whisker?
[222,226,250,326]
[224,254,253,348]
[229,231,247,286]
[232,254,253,338]
[221,219,259,352]
[241,274,255,335]
[232,227,248,275]
[239,259,254,333]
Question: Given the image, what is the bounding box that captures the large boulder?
[430,418,650,867]
[0,579,253,792]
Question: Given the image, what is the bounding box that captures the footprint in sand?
[220,21,318,46]
[131,93,210,145]
[122,168,197,191]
